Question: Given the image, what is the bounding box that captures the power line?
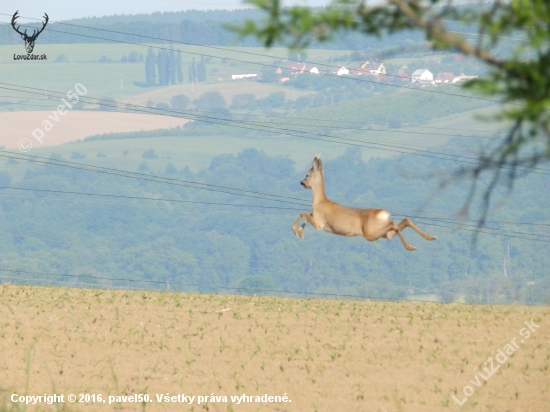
[0,194,295,217]
[3,193,544,281]
[1,15,548,302]
[6,192,548,242]
[0,14,502,104]
[0,186,303,211]
[2,91,548,236]
[3,82,547,176]
[412,220,550,244]
[1,101,498,157]
[1,193,547,296]
[6,224,550,301]
[0,11,515,96]
[0,185,547,229]
[0,91,500,136]
[405,216,550,242]
[0,275,489,304]
[1,94,504,142]
[0,268,544,305]
[1,186,548,236]
[0,147,313,208]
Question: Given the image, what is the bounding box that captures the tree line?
[0,14,424,52]
[144,47,207,86]
[1,146,548,304]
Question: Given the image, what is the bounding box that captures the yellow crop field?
[0,284,548,411]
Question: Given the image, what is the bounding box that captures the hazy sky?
[1,0,335,22]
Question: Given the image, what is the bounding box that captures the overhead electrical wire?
[0,227,546,300]
[0,11,519,95]
[0,14,503,105]
[0,14,546,303]
[0,101,497,157]
[0,195,295,217]
[2,271,535,305]
[0,185,548,244]
[0,152,309,206]
[0,149,313,208]
[0,225,525,294]
[0,92,500,136]
[1,189,548,241]
[1,96,506,143]
[2,82,547,176]
[0,186,547,230]
[1,89,548,240]
[0,186,304,211]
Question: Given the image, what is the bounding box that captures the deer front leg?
[291,212,317,239]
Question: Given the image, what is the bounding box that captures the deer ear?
[313,157,323,171]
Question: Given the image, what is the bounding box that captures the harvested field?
[0,284,548,411]
[0,111,189,150]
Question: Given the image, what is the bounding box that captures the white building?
[411,69,434,85]
[309,67,320,74]
[231,74,258,80]
[336,66,349,76]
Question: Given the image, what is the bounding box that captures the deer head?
[300,154,323,189]
[11,11,49,54]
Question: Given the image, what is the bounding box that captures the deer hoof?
[407,245,417,251]
[427,235,437,241]
[298,228,304,239]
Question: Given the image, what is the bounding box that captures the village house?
[287,63,319,75]
[435,72,456,84]
[349,68,371,76]
[411,69,434,85]
[360,60,386,76]
[337,66,350,76]
[288,63,307,74]
[397,70,411,82]
[334,66,349,76]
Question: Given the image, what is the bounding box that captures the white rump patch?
[377,210,391,222]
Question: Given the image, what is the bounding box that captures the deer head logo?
[11,11,49,54]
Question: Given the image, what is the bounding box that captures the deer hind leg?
[365,221,417,251]
[386,221,417,251]
[398,218,437,241]
[291,212,317,239]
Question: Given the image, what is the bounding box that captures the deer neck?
[311,174,327,204]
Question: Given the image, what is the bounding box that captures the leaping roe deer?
[291,155,437,251]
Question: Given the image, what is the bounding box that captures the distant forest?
[1,145,548,305]
[0,8,425,51]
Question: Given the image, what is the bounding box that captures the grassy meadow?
[0,43,340,110]
[0,284,548,411]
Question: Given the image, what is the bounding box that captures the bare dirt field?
[0,284,548,411]
[0,111,189,150]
